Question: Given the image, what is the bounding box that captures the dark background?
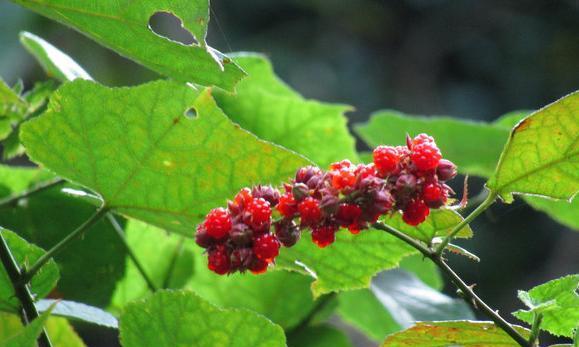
[1,0,578,346]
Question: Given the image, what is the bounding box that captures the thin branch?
[21,205,109,284]
[0,178,65,209]
[107,214,157,292]
[0,230,52,347]
[373,221,530,347]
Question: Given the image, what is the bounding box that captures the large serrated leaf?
[215,53,358,167]
[488,92,579,202]
[11,0,245,90]
[513,274,579,338]
[20,80,310,235]
[0,228,59,314]
[119,290,286,347]
[381,321,530,347]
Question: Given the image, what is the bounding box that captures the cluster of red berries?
[196,134,457,275]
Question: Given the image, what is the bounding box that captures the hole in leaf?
[148,12,198,45]
[184,107,197,119]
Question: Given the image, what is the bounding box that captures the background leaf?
[119,290,286,347]
[21,80,310,235]
[488,92,579,202]
[215,53,358,167]
[11,0,245,90]
[0,307,52,347]
[513,274,579,338]
[288,325,353,347]
[0,313,88,347]
[36,299,118,329]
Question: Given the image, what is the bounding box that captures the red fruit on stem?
[195,224,213,248]
[336,203,362,228]
[298,197,322,226]
[422,182,443,202]
[331,168,356,191]
[311,225,338,248]
[373,146,400,175]
[247,198,272,229]
[411,142,442,171]
[412,133,435,146]
[402,199,430,226]
[329,159,352,171]
[253,234,280,262]
[276,192,298,218]
[208,246,230,275]
[233,188,253,208]
[204,208,232,239]
[355,163,376,180]
[249,258,269,274]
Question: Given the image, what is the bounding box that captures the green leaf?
[0,312,84,347]
[524,196,579,230]
[0,165,52,197]
[381,321,530,347]
[21,80,309,235]
[119,290,286,347]
[0,79,26,121]
[11,0,245,90]
[513,274,579,338]
[110,220,195,312]
[384,209,472,243]
[214,53,358,167]
[288,325,353,347]
[488,92,579,202]
[398,255,442,290]
[0,166,127,307]
[493,111,531,128]
[19,32,92,82]
[37,299,118,329]
[355,110,509,177]
[0,306,53,347]
[277,228,416,298]
[0,228,59,313]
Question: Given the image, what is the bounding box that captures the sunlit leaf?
[0,306,53,347]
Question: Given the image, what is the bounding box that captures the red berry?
[253,234,280,262]
[402,199,430,226]
[249,258,269,274]
[336,203,362,229]
[331,168,356,191]
[277,192,298,218]
[411,142,442,171]
[247,198,271,229]
[412,133,435,146]
[373,146,400,175]
[204,208,232,239]
[311,225,338,248]
[298,197,322,226]
[330,159,352,171]
[422,183,443,202]
[195,224,213,248]
[208,246,230,275]
[355,163,376,180]
[234,188,253,208]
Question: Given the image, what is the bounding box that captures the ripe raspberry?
[355,163,376,180]
[298,197,322,226]
[336,203,362,229]
[208,246,230,275]
[412,133,435,146]
[411,142,442,171]
[253,234,280,262]
[402,199,430,226]
[331,168,356,191]
[311,225,338,248]
[436,159,457,181]
[373,146,400,175]
[247,198,271,229]
[234,188,253,208]
[422,183,448,208]
[249,258,269,274]
[204,208,232,239]
[276,192,298,218]
[330,160,352,171]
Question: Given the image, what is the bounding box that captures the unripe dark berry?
[292,183,310,201]
[253,234,280,262]
[295,166,323,184]
[208,246,230,275]
[373,146,400,176]
[204,208,232,239]
[230,248,253,271]
[402,199,430,226]
[311,225,338,248]
[277,192,298,218]
[298,197,322,226]
[436,159,457,181]
[249,258,269,274]
[195,224,213,248]
[396,174,417,194]
[247,198,272,229]
[251,185,280,206]
[230,223,252,247]
[275,221,301,247]
[411,142,442,171]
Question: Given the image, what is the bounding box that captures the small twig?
[162,236,186,289]
[0,178,65,209]
[0,230,52,347]
[21,205,109,284]
[373,221,530,347]
[107,214,157,292]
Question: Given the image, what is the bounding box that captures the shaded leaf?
[0,228,59,313]
[11,0,245,90]
[20,31,92,82]
[0,312,85,347]
[384,209,472,244]
[37,299,118,329]
[288,325,353,347]
[488,92,579,202]
[215,53,358,167]
[0,306,53,347]
[513,274,579,338]
[119,290,286,347]
[381,321,530,347]
[21,80,309,235]
[493,111,531,128]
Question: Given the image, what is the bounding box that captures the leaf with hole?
[10,0,245,90]
[21,80,310,235]
[119,290,286,347]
